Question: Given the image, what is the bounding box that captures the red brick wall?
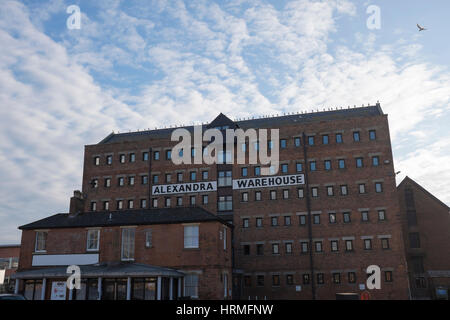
[18,221,232,299]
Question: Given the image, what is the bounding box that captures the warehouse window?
[329,213,336,224]
[270,190,277,200]
[381,238,390,250]
[369,130,377,140]
[257,275,265,286]
[118,177,124,186]
[294,137,301,147]
[87,229,100,251]
[254,166,261,176]
[164,197,171,207]
[324,160,331,171]
[243,218,249,228]
[336,133,343,143]
[348,272,356,284]
[190,171,197,181]
[153,151,159,160]
[340,185,348,196]
[296,162,303,172]
[284,216,291,226]
[35,231,47,253]
[272,243,280,254]
[103,201,109,211]
[166,150,172,160]
[140,199,147,208]
[327,186,334,196]
[364,239,372,250]
[353,131,360,142]
[332,273,341,284]
[184,274,199,298]
[311,187,319,197]
[243,245,250,255]
[202,195,208,205]
[308,136,315,146]
[129,153,136,162]
[189,196,197,206]
[372,156,379,166]
[142,152,149,161]
[141,175,148,185]
[280,139,287,148]
[317,273,324,284]
[128,176,135,186]
[297,188,304,198]
[271,217,278,226]
[315,241,323,252]
[105,178,111,187]
[241,167,248,177]
[256,217,263,228]
[345,240,353,251]
[120,154,126,163]
[94,156,100,166]
[338,159,346,169]
[117,200,124,210]
[384,271,393,282]
[218,196,232,211]
[90,201,97,211]
[301,242,309,253]
[322,135,329,145]
[309,161,317,171]
[409,233,421,248]
[272,275,280,287]
[106,155,113,165]
[285,242,293,254]
[358,183,366,194]
[375,182,383,193]
[128,200,134,209]
[303,274,310,284]
[299,215,306,226]
[281,163,288,173]
[286,274,294,285]
[331,240,338,252]
[361,211,369,222]
[184,225,199,249]
[255,191,262,201]
[313,214,320,224]
[356,157,364,168]
[256,244,264,255]
[343,212,351,223]
[152,175,159,184]
[176,196,183,206]
[218,171,232,186]
[121,228,135,261]
[242,192,249,202]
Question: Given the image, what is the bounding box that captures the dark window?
[284,216,291,226]
[310,161,317,171]
[338,159,346,169]
[364,239,372,250]
[369,130,377,140]
[340,185,348,196]
[141,175,148,185]
[257,275,264,286]
[303,274,310,285]
[294,137,301,147]
[332,273,341,284]
[336,133,343,143]
[244,276,251,287]
[272,275,280,286]
[218,196,232,211]
[375,182,383,193]
[152,175,159,184]
[286,274,294,285]
[280,139,287,148]
[385,271,393,282]
[324,160,331,171]
[153,151,159,161]
[407,210,417,226]
[296,163,303,172]
[317,273,324,284]
[256,244,264,255]
[256,217,263,228]
[243,245,250,255]
[378,210,386,221]
[308,136,315,146]
[353,131,360,142]
[241,167,248,177]
[202,195,208,205]
[202,171,208,180]
[411,256,424,273]
[348,272,356,284]
[190,171,196,181]
[361,211,369,222]
[254,166,261,176]
[271,217,278,226]
[142,152,149,161]
[381,238,390,249]
[243,218,249,228]
[299,215,306,226]
[166,150,172,160]
[322,135,329,145]
[281,164,288,173]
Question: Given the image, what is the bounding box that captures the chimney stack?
[69,190,85,216]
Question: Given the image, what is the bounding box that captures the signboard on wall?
[152,181,217,195]
[51,281,67,300]
[233,174,305,190]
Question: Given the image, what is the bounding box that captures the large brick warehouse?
[14,103,415,300]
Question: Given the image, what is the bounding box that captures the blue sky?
[1,0,449,244]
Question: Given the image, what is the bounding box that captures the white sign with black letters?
[152,181,217,195]
[232,174,305,190]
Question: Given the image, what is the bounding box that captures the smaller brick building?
[0,244,20,293]
[398,176,450,300]
[13,206,232,300]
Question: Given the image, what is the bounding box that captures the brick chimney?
[69,190,85,216]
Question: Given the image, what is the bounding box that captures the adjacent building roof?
[12,263,184,279]
[398,176,450,210]
[19,206,232,230]
[99,104,384,144]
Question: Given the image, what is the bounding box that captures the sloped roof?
[98,105,384,144]
[398,176,450,210]
[19,206,232,230]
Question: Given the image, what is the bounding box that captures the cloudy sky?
[1,0,449,244]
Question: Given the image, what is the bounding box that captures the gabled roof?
[98,105,384,144]
[398,176,450,210]
[19,207,232,230]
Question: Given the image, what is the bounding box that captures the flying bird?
[417,24,427,31]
